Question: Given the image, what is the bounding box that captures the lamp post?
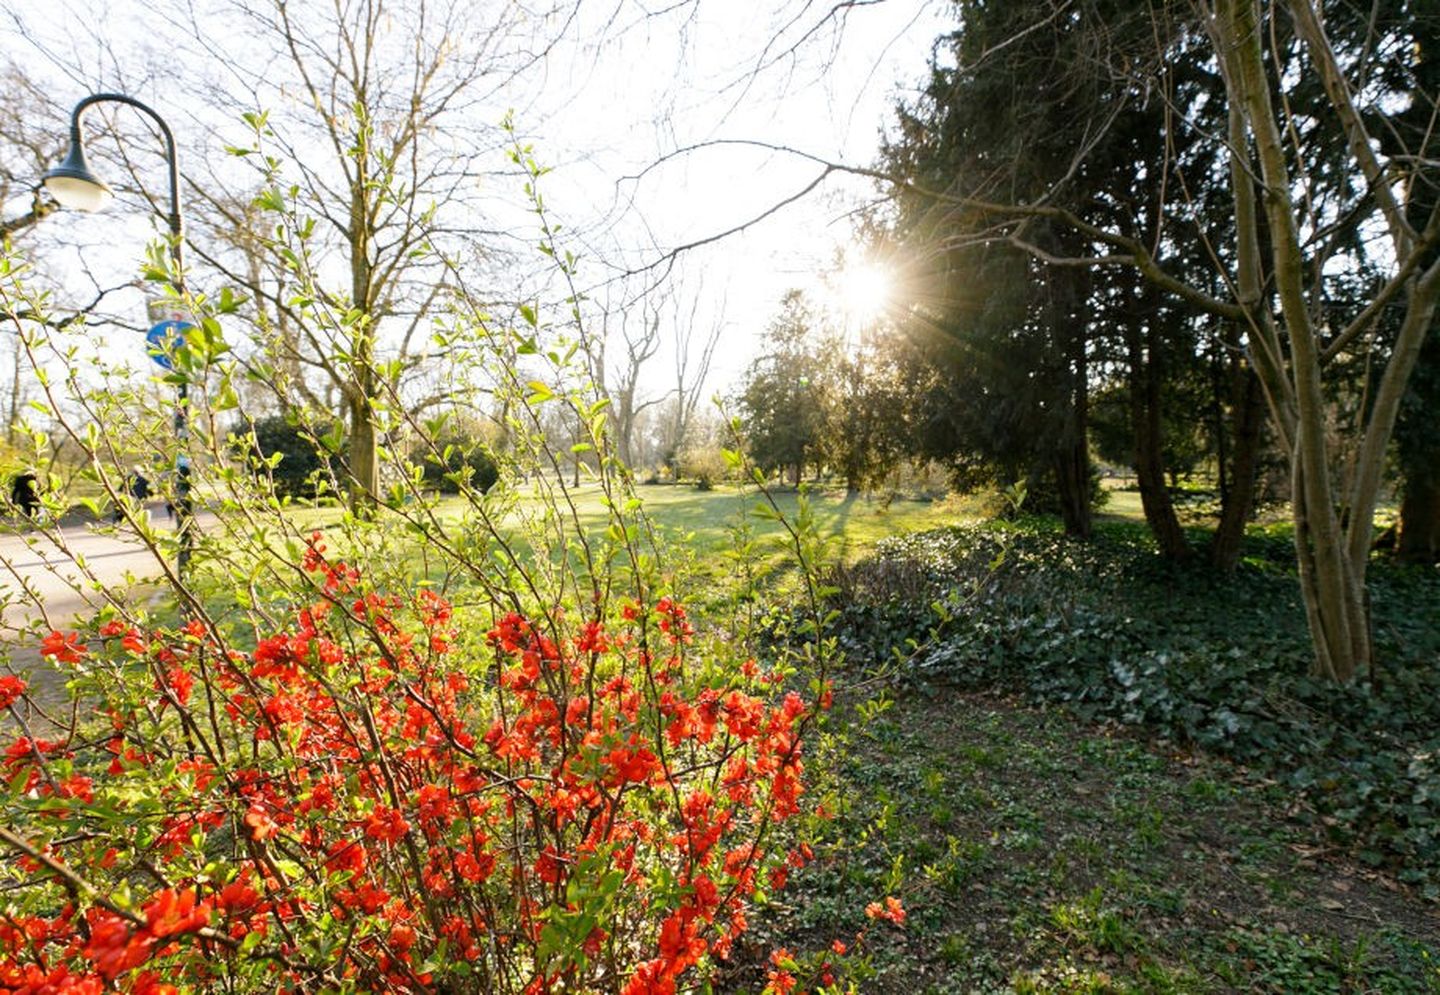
[43,93,194,576]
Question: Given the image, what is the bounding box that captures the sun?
[834,259,894,327]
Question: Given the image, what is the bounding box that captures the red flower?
[144,888,211,938]
[158,665,194,706]
[602,742,659,786]
[325,840,367,875]
[365,806,409,844]
[416,588,452,627]
[243,803,280,842]
[765,948,797,995]
[0,675,26,710]
[82,910,153,979]
[40,631,86,664]
[414,784,455,827]
[865,895,906,925]
[0,963,104,993]
[132,970,180,995]
[302,531,327,571]
[621,959,674,995]
[216,878,260,916]
[576,620,608,654]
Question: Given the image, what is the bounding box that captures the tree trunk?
[1054,443,1091,539]
[1126,317,1189,560]
[348,389,379,514]
[1055,312,1091,539]
[1398,475,1440,564]
[1210,342,1266,571]
[1395,323,1440,564]
[1053,462,1091,538]
[1222,0,1373,681]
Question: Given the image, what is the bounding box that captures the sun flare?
[835,260,894,326]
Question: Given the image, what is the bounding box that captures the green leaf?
[255,187,286,213]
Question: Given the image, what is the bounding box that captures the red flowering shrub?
[0,536,824,993]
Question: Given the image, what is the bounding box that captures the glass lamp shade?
[43,143,114,212]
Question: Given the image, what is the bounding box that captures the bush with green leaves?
[677,444,731,491]
[239,414,340,500]
[416,434,499,494]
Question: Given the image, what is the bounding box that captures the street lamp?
[43,93,195,576]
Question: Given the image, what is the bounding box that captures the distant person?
[9,473,39,520]
[115,471,151,523]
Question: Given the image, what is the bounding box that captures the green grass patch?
[735,692,1440,993]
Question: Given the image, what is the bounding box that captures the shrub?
[0,151,855,994]
[1,536,823,993]
[240,415,338,499]
[416,435,499,494]
[677,445,729,491]
[823,520,1440,892]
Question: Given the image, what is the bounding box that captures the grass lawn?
[241,481,976,591]
[564,483,969,557]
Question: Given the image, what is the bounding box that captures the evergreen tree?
[738,291,833,486]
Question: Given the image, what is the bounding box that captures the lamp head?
[43,138,113,212]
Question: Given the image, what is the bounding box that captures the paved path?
[0,504,190,717]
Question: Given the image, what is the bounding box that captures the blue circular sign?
[146,320,194,370]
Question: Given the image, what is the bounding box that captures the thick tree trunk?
[616,398,635,468]
[1398,475,1440,564]
[348,390,379,514]
[1395,324,1440,564]
[1222,0,1375,681]
[1126,319,1189,560]
[1290,460,1372,682]
[1210,347,1266,571]
[1054,441,1091,539]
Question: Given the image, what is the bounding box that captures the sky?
[531,1,951,386]
[3,0,953,398]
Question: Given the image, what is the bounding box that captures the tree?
[1206,0,1439,680]
[0,62,62,240]
[880,1,1180,539]
[168,0,571,514]
[820,323,910,494]
[1395,329,1440,562]
[587,280,666,469]
[880,0,1440,680]
[659,279,722,477]
[1384,3,1440,565]
[738,290,832,486]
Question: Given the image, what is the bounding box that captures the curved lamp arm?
[44,93,184,285]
